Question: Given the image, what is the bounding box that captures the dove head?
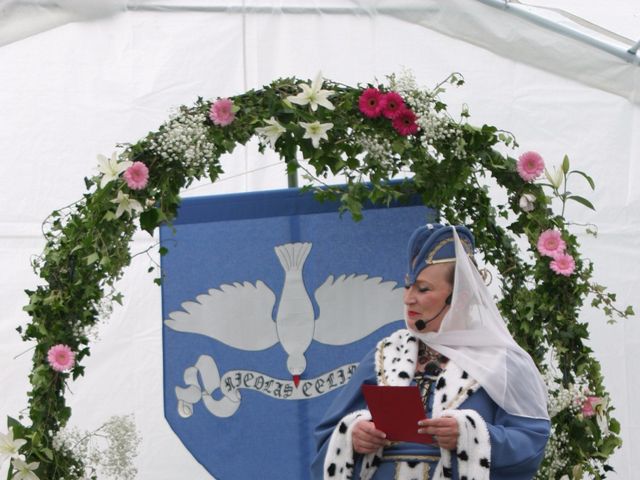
[404,223,475,287]
[287,352,306,374]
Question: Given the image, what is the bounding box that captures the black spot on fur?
[384,341,392,347]
[466,415,476,428]
[399,371,410,379]
[458,387,463,394]
[458,450,469,461]
[467,389,475,397]
[336,448,341,456]
[436,377,446,389]
[327,463,336,476]
[392,368,396,372]
[407,359,414,364]
[461,371,469,379]
[443,466,453,477]
[480,458,491,468]
[408,336,417,342]
[339,422,347,434]
[407,461,419,468]
[441,393,447,403]
[461,477,468,480]
[474,437,479,444]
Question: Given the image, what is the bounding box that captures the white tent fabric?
[1,2,638,478]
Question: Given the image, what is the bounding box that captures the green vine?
[2,71,632,479]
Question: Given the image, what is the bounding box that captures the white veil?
[412,228,549,420]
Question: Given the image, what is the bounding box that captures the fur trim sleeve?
[323,409,383,480]
[432,409,491,480]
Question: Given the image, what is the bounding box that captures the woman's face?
[404,263,453,333]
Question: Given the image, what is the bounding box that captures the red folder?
[361,385,434,444]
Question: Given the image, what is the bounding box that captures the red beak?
[293,375,300,388]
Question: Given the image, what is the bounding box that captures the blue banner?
[161,187,434,479]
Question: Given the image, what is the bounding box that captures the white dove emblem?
[164,242,404,386]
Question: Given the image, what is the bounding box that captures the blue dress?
[311,331,550,480]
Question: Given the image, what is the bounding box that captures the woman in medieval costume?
[311,223,550,480]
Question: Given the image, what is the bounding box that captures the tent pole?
[287,163,298,189]
[476,0,639,64]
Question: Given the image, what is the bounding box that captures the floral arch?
[1,71,632,480]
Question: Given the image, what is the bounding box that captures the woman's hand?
[352,420,388,454]
[418,416,459,450]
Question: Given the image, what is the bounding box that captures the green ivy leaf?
[112,293,124,305]
[85,253,99,265]
[43,448,54,460]
[7,416,24,432]
[140,208,160,235]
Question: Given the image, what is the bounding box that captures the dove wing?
[313,274,404,345]
[164,280,278,350]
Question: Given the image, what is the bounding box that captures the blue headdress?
[405,223,475,286]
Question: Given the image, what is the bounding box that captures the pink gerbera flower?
[358,88,383,118]
[536,229,566,257]
[550,253,576,276]
[392,107,419,136]
[209,98,236,126]
[380,91,405,119]
[123,161,149,190]
[581,396,601,417]
[516,151,545,182]
[47,344,75,372]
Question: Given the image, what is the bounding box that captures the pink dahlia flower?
[124,161,149,190]
[47,344,75,372]
[581,396,601,417]
[536,229,566,257]
[550,253,576,276]
[358,88,383,118]
[392,107,419,136]
[209,98,236,126]
[380,91,405,119]
[516,151,545,182]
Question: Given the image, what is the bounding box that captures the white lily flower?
[255,117,287,148]
[545,166,564,190]
[595,396,610,436]
[518,193,536,212]
[0,428,26,466]
[287,72,335,111]
[299,121,333,148]
[97,152,132,189]
[11,457,40,480]
[111,191,143,219]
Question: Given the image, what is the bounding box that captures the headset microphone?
[414,293,453,331]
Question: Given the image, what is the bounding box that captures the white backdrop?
[1,2,639,478]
